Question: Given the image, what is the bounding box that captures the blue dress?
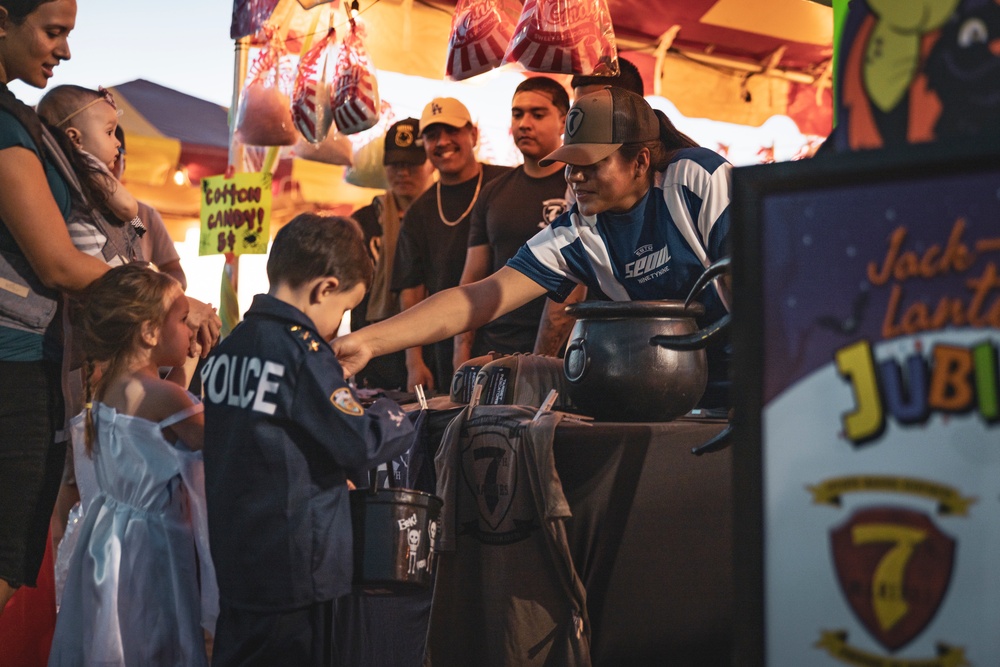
[48,401,217,667]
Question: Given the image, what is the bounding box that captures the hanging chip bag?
[445,0,522,81]
[235,31,298,146]
[502,0,619,76]
[292,28,338,144]
[332,22,381,135]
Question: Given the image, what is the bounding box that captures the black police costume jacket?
[202,294,415,610]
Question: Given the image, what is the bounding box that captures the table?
[552,417,733,665]
[420,403,734,665]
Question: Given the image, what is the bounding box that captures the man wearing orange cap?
[390,97,509,393]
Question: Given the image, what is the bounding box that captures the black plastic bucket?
[349,487,443,594]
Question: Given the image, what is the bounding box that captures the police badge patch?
[331,387,364,416]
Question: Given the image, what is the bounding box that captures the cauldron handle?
[691,424,732,456]
[564,338,590,383]
[651,256,731,351]
[684,256,730,308]
[367,468,380,495]
[650,313,730,351]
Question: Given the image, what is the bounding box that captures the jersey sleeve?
[660,148,733,263]
[350,199,383,258]
[296,350,415,471]
[505,212,582,302]
[0,111,72,220]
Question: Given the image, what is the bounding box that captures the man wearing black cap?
[349,118,434,391]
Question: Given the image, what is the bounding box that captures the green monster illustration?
[841,0,963,147]
[863,0,961,112]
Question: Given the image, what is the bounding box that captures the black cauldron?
[563,300,707,422]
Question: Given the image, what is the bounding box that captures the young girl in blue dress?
[48,264,217,667]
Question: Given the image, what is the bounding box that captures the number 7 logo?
[830,507,955,652]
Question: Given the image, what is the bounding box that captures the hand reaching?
[332,331,374,379]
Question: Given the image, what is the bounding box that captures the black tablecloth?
[552,417,733,665]
[338,402,734,666]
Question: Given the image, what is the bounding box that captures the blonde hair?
[71,264,179,452]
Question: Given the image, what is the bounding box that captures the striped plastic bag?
[445,0,522,81]
[502,0,619,76]
[292,28,337,144]
[332,22,381,135]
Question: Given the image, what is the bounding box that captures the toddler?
[36,84,142,264]
[48,264,216,667]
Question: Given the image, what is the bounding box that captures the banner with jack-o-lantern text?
[733,142,1000,666]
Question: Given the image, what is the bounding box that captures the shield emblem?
[461,428,518,532]
[830,506,955,652]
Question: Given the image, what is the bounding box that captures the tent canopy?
[609,0,832,74]
[111,79,230,188]
[114,79,231,150]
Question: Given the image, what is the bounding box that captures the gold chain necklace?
[437,167,483,227]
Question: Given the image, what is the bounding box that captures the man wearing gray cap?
[338,88,733,409]
[349,118,435,391]
[390,97,509,393]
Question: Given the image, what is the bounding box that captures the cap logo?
[432,103,443,115]
[395,125,415,147]
[566,108,585,138]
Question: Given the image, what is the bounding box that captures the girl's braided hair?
[71,264,179,453]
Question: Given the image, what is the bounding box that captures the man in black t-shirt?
[391,97,509,392]
[349,118,434,390]
[453,78,583,365]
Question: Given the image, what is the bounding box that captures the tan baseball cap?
[419,97,473,135]
[539,87,659,167]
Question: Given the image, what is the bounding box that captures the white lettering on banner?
[625,245,671,279]
[202,354,284,415]
[398,513,418,531]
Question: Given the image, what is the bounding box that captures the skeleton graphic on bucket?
[406,529,422,574]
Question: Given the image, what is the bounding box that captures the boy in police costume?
[202,214,415,667]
